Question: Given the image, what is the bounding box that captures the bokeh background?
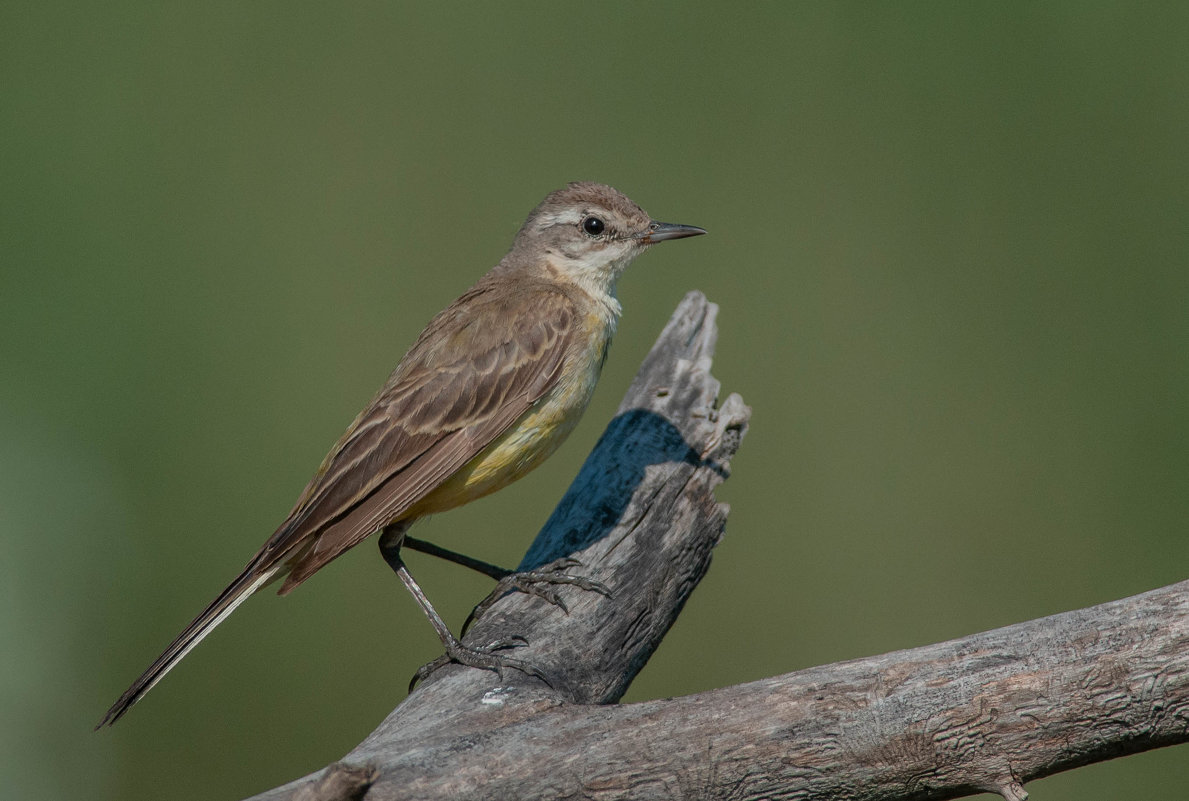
[3,3,1188,799]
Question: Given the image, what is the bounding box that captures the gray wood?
[246,292,1188,801]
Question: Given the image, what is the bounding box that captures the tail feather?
[96,560,283,728]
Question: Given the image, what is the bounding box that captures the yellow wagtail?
[99,182,705,725]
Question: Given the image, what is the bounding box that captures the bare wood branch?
[290,763,376,801]
[246,292,1189,801]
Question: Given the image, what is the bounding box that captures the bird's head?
[505,182,705,298]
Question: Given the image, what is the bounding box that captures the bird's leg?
[377,526,548,689]
[401,535,512,580]
[399,533,612,635]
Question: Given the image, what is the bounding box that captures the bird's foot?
[408,635,550,692]
[461,558,612,635]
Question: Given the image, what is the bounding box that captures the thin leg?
[387,553,464,648]
[402,535,512,580]
[399,533,613,635]
[377,526,548,689]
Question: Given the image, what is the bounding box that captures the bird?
[98,181,705,726]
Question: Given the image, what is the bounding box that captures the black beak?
[638,221,707,245]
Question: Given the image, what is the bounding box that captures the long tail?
[96,559,283,727]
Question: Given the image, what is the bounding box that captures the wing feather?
[266,283,578,590]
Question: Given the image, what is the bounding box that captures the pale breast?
[407,306,616,516]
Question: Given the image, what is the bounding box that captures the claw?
[409,654,452,692]
[407,636,551,692]
[461,561,613,634]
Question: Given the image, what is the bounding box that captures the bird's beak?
[637,221,707,245]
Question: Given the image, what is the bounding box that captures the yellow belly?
[403,316,611,518]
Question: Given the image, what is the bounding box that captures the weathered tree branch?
[247,292,1189,801]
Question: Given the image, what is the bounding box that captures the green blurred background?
[3,3,1187,799]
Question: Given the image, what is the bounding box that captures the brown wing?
[96,281,578,727]
[264,281,579,591]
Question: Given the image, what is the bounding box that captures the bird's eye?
[582,216,606,237]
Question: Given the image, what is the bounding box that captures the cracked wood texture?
[248,292,1189,801]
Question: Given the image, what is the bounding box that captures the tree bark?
[246,292,1189,801]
